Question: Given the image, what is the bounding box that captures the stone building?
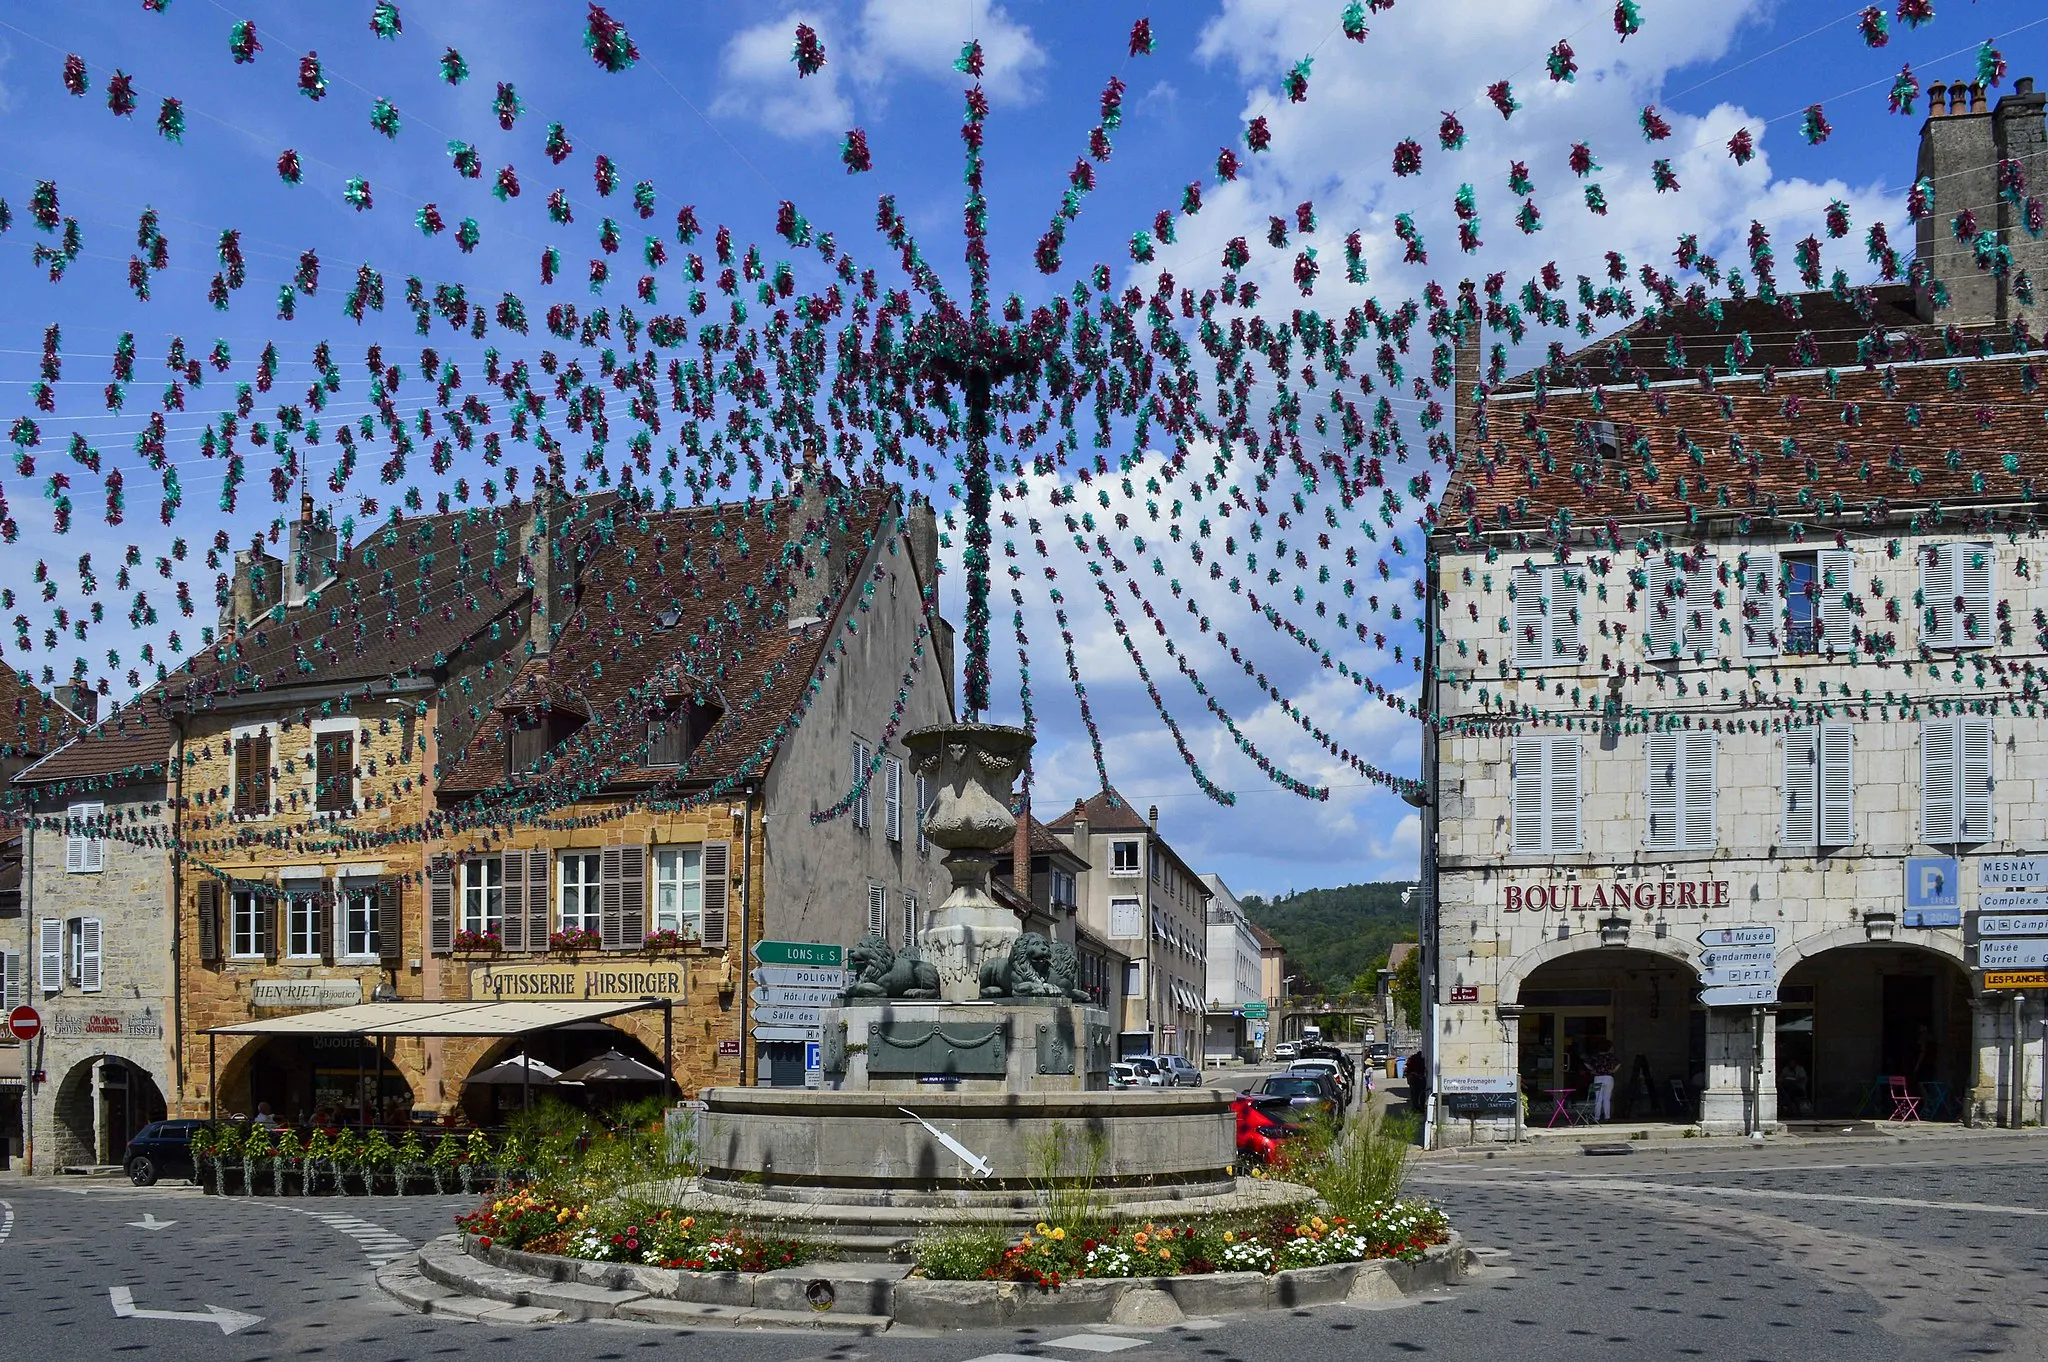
[1422,77,2048,1139]
[1201,874,1263,1063]
[1050,789,1211,1060]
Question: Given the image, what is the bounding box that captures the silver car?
[1157,1055,1203,1086]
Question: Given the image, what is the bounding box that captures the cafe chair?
[1885,1075,1921,1122]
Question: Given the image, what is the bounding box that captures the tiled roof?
[1248,923,1285,952]
[0,669,80,761]
[1438,342,2044,535]
[13,691,174,790]
[1045,787,1151,833]
[1027,815,1087,866]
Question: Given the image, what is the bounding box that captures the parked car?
[1289,1058,1351,1104]
[1233,1093,1311,1167]
[123,1119,208,1186]
[1109,1062,1146,1089]
[1272,1041,1300,1062]
[1126,1056,1164,1086]
[1156,1055,1203,1087]
[1250,1073,1343,1123]
[1367,1042,1391,1064]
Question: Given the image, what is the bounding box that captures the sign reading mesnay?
[1981,857,2048,889]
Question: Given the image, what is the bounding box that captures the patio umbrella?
[466,1053,564,1111]
[556,1050,666,1084]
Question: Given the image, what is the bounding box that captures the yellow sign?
[1982,971,2048,990]
[471,961,686,1002]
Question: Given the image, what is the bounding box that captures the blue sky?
[0,1,2042,898]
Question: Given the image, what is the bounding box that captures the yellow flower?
[1158,1248,1172,1260]
[1312,1216,1327,1230]
[1222,1231,1235,1243]
[1051,1228,1066,1241]
[1021,1237,1034,1250]
[1036,1222,1050,1235]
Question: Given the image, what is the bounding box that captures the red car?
[1232,1093,1310,1167]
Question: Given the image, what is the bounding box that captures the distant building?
[1250,923,1287,1057]
[1201,874,1262,1063]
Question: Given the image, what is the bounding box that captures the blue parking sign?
[804,1041,821,1071]
[1905,857,1958,908]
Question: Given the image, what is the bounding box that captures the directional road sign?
[1699,946,1774,971]
[1698,926,1776,948]
[1979,913,2048,938]
[751,940,844,968]
[753,1005,825,1028]
[750,986,843,1009]
[1699,983,1779,1007]
[1980,895,2048,915]
[1984,971,2048,990]
[1700,965,1777,989]
[752,1024,823,1042]
[752,965,848,989]
[1981,857,2048,889]
[1977,938,2048,970]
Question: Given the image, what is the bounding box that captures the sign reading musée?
[473,962,688,1002]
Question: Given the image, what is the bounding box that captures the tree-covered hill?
[1240,882,1418,995]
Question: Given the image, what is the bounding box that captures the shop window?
[1511,564,1581,667]
[1646,732,1717,852]
[652,846,702,937]
[558,851,601,934]
[1921,717,1993,843]
[343,884,380,958]
[462,858,504,936]
[1510,735,1582,854]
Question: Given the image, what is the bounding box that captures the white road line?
[1046,1334,1149,1352]
[0,1199,13,1247]
[1428,1174,2048,1217]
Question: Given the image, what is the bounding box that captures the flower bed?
[456,1191,812,1273]
[925,1203,1447,1286]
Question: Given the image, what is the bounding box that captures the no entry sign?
[7,1005,41,1041]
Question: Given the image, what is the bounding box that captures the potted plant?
[453,928,502,956]
[642,927,691,955]
[550,926,602,954]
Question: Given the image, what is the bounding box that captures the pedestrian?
[1589,1039,1620,1123]
[1406,1049,1428,1115]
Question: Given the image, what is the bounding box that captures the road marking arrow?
[126,1212,177,1232]
[109,1286,263,1335]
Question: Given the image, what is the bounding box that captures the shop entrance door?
[1519,1007,1612,1102]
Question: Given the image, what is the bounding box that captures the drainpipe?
[1419,542,1442,1151]
[738,781,755,1086]
[21,815,33,1174]
[169,712,186,1113]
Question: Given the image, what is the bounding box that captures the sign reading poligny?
[1977,938,2048,970]
[1980,857,2048,889]
[751,965,848,990]
[472,962,686,1001]
[1698,925,1777,947]
[251,979,363,1009]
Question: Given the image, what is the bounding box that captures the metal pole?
[2013,994,2027,1129]
[2038,998,2046,1130]
[208,1033,216,1125]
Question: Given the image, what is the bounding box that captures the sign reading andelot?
[1505,877,1732,912]
[472,962,687,1002]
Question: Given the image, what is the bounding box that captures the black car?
[1250,1073,1344,1123]
[123,1119,208,1186]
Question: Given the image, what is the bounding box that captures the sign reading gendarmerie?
[471,962,686,1002]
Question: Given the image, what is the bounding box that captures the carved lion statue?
[979,930,1064,999]
[845,932,939,1001]
[1047,937,1090,1003]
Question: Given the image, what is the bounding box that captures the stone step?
[377,1259,566,1325]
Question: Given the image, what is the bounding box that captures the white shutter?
[885,757,903,842]
[1681,733,1717,850]
[1643,555,1679,659]
[852,740,871,831]
[1512,568,1546,666]
[37,918,62,994]
[64,822,85,874]
[1816,550,1856,656]
[1819,722,1855,847]
[1960,717,1994,841]
[1680,557,1717,656]
[1782,726,1818,846]
[1646,732,1682,849]
[1957,542,1994,646]
[1511,736,1546,853]
[1739,551,1779,657]
[1551,568,1582,662]
[1921,544,1956,649]
[78,917,103,993]
[915,774,931,853]
[867,883,887,938]
[1920,719,1959,843]
[902,891,918,947]
[1,950,18,1009]
[1549,736,1582,852]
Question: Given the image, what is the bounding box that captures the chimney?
[226,535,282,630]
[65,681,98,725]
[1995,77,2048,329]
[906,493,957,710]
[1913,75,2048,328]
[790,453,851,620]
[285,491,338,608]
[1070,798,1090,860]
[1148,804,1159,831]
[524,481,568,656]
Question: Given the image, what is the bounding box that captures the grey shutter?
[620,844,646,947]
[902,892,918,947]
[1548,737,1581,851]
[1679,557,1716,656]
[1819,722,1855,847]
[1922,545,1956,648]
[428,858,454,955]
[867,883,887,939]
[699,840,730,949]
[1512,567,1546,665]
[316,889,336,965]
[1644,555,1680,659]
[1680,733,1717,851]
[527,852,550,951]
[378,881,403,964]
[261,892,279,964]
[37,917,61,993]
[1816,549,1855,656]
[599,845,624,950]
[1957,542,1994,645]
[500,850,528,951]
[916,774,931,854]
[78,917,103,993]
[1961,717,1994,842]
[1510,736,1546,854]
[1782,726,1818,847]
[1550,567,1582,662]
[1921,719,1959,844]
[885,757,903,842]
[1739,551,1778,657]
[852,740,872,830]
[1646,732,1681,850]
[197,880,222,964]
[0,950,17,1010]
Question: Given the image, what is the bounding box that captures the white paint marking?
[958,1353,1049,1362]
[0,1199,13,1247]
[1047,1334,1149,1353]
[1427,1174,2048,1217]
[109,1285,263,1335]
[127,1212,177,1232]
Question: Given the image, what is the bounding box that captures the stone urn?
[902,723,1033,1002]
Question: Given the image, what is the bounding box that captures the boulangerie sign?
[1504,878,1732,912]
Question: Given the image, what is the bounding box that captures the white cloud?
[711,13,854,139]
[855,0,1046,105]
[0,36,18,116]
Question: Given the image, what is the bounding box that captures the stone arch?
[1499,932,1700,1005]
[1773,925,1967,978]
[48,1056,166,1168]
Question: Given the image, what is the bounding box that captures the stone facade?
[1202,875,1263,1061]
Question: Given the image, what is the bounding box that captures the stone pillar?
[1757,1008,1779,1131]
[1966,994,1991,1126]
[1699,1008,1756,1133]
[1497,1003,1525,1142]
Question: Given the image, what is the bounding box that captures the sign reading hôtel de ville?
[1505,877,1733,913]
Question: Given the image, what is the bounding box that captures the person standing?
[1589,1040,1621,1123]
[1405,1049,1429,1115]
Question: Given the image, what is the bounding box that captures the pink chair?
[1886,1075,1921,1122]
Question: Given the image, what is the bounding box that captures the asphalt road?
[1,1134,2041,1361]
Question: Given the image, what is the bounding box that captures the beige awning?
[205,998,665,1037]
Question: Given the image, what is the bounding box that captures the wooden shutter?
[527,852,550,951]
[78,917,103,992]
[1551,568,1581,662]
[251,732,272,813]
[1921,545,1956,648]
[1549,737,1581,852]
[1512,567,1546,665]
[885,757,902,842]
[197,880,221,964]
[378,880,404,964]
[71,803,103,872]
[699,840,730,949]
[500,850,528,951]
[867,883,887,939]
[1680,733,1717,851]
[261,892,279,964]
[1643,555,1679,658]
[65,820,85,873]
[1739,551,1778,657]
[315,732,353,811]
[1510,736,1546,854]
[620,844,646,947]
[316,889,336,965]
[1781,726,1817,846]
[38,917,62,993]
[1819,722,1855,847]
[233,735,251,814]
[903,892,918,947]
[599,845,624,949]
[1921,719,1958,843]
[1816,549,1856,656]
[1958,542,1994,645]
[1646,731,1681,849]
[1961,717,1994,842]
[1679,557,1716,656]
[428,858,454,955]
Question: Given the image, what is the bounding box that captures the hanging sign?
[251,979,363,1009]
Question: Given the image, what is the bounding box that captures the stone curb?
[379,1231,1470,1332]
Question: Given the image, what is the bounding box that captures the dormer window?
[504,706,582,778]
[647,698,720,767]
